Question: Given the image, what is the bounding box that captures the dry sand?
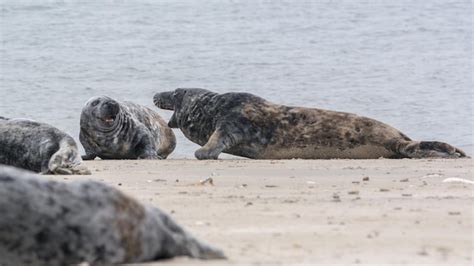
[60,159,473,265]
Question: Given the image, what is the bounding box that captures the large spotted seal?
[154,88,467,160]
[80,96,176,160]
[0,117,90,174]
[0,165,225,265]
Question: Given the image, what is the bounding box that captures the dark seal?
[80,96,176,160]
[0,165,225,266]
[0,117,90,174]
[154,88,467,160]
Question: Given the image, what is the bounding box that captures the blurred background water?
[0,0,472,158]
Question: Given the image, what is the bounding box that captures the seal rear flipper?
[152,208,226,260]
[397,140,467,159]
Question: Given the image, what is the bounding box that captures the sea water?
[1,0,472,158]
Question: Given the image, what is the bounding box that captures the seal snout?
[99,100,120,125]
[153,91,175,110]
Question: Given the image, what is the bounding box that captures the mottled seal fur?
[0,165,225,266]
[80,96,176,160]
[154,88,467,160]
[0,118,90,174]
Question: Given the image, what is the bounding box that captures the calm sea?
[1,0,472,158]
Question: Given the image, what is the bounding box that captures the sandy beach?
[51,158,473,265]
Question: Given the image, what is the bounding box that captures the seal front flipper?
[168,112,178,128]
[79,130,98,160]
[195,126,242,160]
[81,153,97,160]
[136,135,164,159]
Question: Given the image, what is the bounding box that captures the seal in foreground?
[80,96,176,160]
[0,165,225,266]
[0,117,90,174]
[154,88,466,160]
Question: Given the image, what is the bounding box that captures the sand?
[61,159,473,265]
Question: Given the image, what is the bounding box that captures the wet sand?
[63,159,473,265]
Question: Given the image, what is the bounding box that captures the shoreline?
[55,158,473,265]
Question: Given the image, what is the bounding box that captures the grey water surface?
[1,0,472,158]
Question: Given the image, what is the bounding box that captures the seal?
[0,165,226,266]
[154,88,467,160]
[80,96,176,160]
[0,117,90,175]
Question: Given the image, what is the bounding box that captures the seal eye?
[91,100,100,107]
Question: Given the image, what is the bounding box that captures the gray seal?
[154,88,467,160]
[0,117,90,174]
[0,165,225,266]
[80,96,176,160]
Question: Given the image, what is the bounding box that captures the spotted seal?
[154,88,467,160]
[0,165,225,265]
[0,117,90,174]
[80,96,176,160]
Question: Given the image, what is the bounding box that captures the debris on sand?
[362,176,370,181]
[348,190,359,195]
[399,178,409,182]
[379,188,390,192]
[199,177,214,186]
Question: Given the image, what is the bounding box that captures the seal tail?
[394,140,468,159]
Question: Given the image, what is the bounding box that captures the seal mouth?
[100,114,117,125]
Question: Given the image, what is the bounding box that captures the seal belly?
[258,144,396,159]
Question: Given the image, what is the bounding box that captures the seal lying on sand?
[80,96,176,160]
[0,117,90,174]
[154,88,467,160]
[0,165,225,266]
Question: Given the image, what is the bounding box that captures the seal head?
[82,96,121,130]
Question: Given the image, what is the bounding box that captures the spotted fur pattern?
[154,89,467,159]
[0,165,225,266]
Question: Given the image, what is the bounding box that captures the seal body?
[154,88,467,160]
[0,118,90,174]
[80,96,176,160]
[0,165,225,266]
